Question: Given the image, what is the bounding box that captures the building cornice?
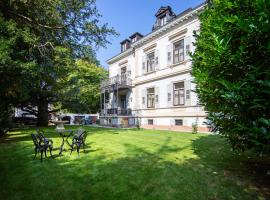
[134,68,191,86]
[107,3,205,65]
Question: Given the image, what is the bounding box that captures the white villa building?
[100,3,209,132]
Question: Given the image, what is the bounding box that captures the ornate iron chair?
[70,129,87,155]
[36,128,54,146]
[31,133,53,162]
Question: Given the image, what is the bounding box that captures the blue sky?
[96,0,204,68]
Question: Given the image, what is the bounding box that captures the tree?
[0,10,35,132]
[0,0,116,126]
[61,59,108,113]
[192,0,270,154]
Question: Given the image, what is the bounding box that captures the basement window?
[148,119,154,125]
[175,119,183,126]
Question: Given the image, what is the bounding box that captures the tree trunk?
[37,100,48,126]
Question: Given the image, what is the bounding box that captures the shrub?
[192,0,270,154]
[192,117,199,134]
[0,105,13,136]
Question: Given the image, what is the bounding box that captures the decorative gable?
[153,6,176,31]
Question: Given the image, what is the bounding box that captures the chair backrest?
[82,131,87,141]
[36,128,45,138]
[74,129,87,142]
[74,129,83,137]
[31,134,40,147]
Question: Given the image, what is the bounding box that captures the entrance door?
[120,95,127,109]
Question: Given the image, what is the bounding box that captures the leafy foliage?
[61,59,108,113]
[0,0,116,126]
[192,0,270,154]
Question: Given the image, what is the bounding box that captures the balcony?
[101,108,133,116]
[101,71,132,90]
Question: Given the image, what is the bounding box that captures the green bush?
[192,0,270,154]
[0,105,13,136]
[192,117,199,134]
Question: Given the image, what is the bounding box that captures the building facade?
[100,3,209,132]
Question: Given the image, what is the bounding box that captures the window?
[160,16,166,26]
[175,119,183,126]
[132,37,136,43]
[121,67,126,75]
[173,40,184,64]
[148,119,154,125]
[147,88,155,108]
[173,82,185,106]
[120,67,127,84]
[146,52,155,73]
[102,91,110,104]
[142,97,145,105]
[122,44,126,52]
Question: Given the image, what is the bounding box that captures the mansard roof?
[155,6,173,17]
[107,3,206,64]
[130,32,144,39]
[120,39,130,44]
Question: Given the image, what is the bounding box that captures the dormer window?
[120,39,131,52]
[153,6,176,31]
[160,16,167,26]
[129,32,143,44]
[131,37,136,43]
[122,44,127,52]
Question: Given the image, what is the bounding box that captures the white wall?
[106,13,206,128]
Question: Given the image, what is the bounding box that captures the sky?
[96,0,204,68]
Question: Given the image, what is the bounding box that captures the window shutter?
[142,55,146,75]
[155,49,159,71]
[185,80,191,106]
[142,88,146,109]
[184,36,191,60]
[167,44,173,66]
[126,64,131,85]
[118,67,121,74]
[117,67,121,83]
[127,64,131,72]
[155,86,160,108]
[167,83,173,107]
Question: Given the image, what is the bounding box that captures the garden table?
[58,130,73,155]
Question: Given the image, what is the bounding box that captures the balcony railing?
[101,108,133,116]
[101,71,132,89]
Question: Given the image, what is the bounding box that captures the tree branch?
[8,11,66,30]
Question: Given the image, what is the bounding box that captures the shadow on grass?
[0,126,108,144]
[0,129,269,200]
[193,135,270,196]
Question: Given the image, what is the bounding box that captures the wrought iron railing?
[101,71,132,88]
[101,108,133,116]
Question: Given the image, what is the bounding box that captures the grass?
[0,126,269,200]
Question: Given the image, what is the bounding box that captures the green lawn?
[0,126,269,200]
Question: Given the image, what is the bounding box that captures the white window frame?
[173,82,185,106]
[146,52,155,73]
[173,39,184,64]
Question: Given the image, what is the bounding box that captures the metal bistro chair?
[70,129,87,155]
[36,128,54,146]
[31,133,53,162]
